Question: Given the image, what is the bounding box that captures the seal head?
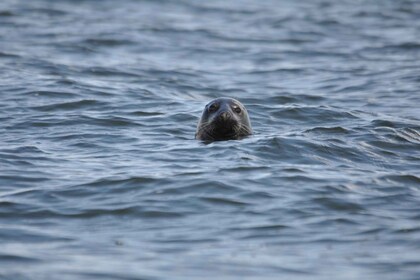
[195,97,252,141]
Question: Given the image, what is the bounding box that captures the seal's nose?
[219,111,231,121]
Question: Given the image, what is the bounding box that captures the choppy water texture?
[1,0,420,279]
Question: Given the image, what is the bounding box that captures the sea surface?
[1,0,420,279]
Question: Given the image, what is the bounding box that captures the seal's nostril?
[220,111,230,121]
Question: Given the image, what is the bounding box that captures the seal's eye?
[208,103,218,113]
[233,106,242,114]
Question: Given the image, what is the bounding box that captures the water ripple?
[1,0,420,279]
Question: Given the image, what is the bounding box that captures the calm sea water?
[1,0,420,279]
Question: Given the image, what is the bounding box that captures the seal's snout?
[218,111,231,122]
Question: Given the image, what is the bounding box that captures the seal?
[195,97,252,141]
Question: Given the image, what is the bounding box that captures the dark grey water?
[1,0,420,279]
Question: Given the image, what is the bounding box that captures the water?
[1,0,420,279]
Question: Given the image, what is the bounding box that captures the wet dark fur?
[195,97,252,141]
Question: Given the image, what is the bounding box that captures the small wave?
[382,174,420,185]
[129,111,164,117]
[271,106,358,123]
[312,197,365,212]
[396,128,420,144]
[0,10,15,17]
[54,176,163,199]
[370,119,419,129]
[200,196,250,207]
[363,42,420,52]
[0,51,19,58]
[20,7,68,16]
[1,145,46,154]
[81,67,141,78]
[25,90,80,99]
[0,254,40,263]
[30,99,104,112]
[81,115,139,127]
[82,38,135,47]
[304,126,350,134]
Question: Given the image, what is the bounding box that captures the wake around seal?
[195,97,252,141]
